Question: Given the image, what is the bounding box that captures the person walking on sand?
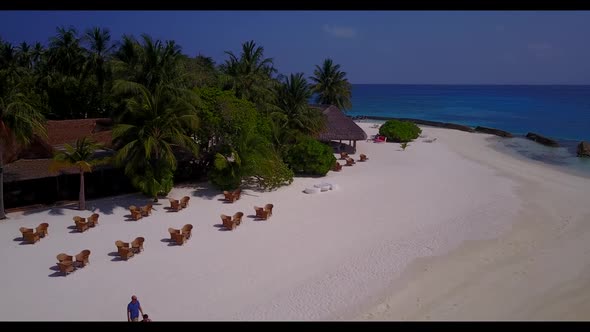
[127,295,144,322]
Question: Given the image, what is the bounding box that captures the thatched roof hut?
[314,105,367,151]
[4,118,114,183]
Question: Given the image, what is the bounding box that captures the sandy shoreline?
[0,122,589,321]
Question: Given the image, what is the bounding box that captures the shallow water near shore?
[487,136,590,178]
[356,118,590,178]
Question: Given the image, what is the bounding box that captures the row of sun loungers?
[21,194,276,277]
[20,213,100,244]
[56,250,91,276]
[221,204,273,230]
[339,152,369,162]
[333,153,369,171]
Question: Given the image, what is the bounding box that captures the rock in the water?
[525,132,559,147]
[442,123,475,133]
[474,126,513,138]
[577,141,590,157]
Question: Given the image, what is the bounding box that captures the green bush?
[379,120,422,143]
[242,152,294,190]
[208,150,243,190]
[285,137,336,176]
[128,160,174,200]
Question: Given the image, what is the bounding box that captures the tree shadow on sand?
[213,224,232,231]
[20,193,164,218]
[190,182,220,200]
[47,264,73,278]
[160,238,186,246]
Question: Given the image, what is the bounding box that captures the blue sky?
[1,11,590,84]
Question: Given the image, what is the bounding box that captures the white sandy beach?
[1,122,589,321]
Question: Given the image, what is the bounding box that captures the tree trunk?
[0,145,5,220]
[79,170,86,211]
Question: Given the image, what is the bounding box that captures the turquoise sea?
[348,84,590,176]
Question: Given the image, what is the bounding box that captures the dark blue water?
[348,84,590,176]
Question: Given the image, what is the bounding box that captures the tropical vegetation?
[379,120,422,143]
[49,137,108,210]
[0,27,354,214]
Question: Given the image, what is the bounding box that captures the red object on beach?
[374,135,386,143]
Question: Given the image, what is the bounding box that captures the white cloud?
[322,24,357,39]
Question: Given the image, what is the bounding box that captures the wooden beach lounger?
[233,189,242,201]
[254,206,271,221]
[180,196,190,209]
[332,162,342,172]
[169,199,181,212]
[75,250,91,268]
[232,212,244,226]
[140,204,153,217]
[57,261,75,276]
[181,224,193,240]
[169,227,186,245]
[131,237,145,253]
[87,213,99,227]
[56,253,75,275]
[340,152,349,160]
[74,219,90,232]
[359,154,368,162]
[264,204,274,218]
[36,223,49,238]
[223,191,237,203]
[118,247,135,260]
[131,210,143,221]
[221,214,236,230]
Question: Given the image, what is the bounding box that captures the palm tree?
[0,41,22,94]
[220,40,276,104]
[83,27,114,95]
[31,42,45,70]
[113,34,183,92]
[47,26,84,76]
[112,80,199,201]
[0,92,46,219]
[273,73,325,136]
[49,137,106,211]
[310,58,352,111]
[16,42,32,69]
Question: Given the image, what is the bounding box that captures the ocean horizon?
[348,84,590,176]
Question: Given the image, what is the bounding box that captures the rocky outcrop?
[525,132,559,147]
[441,123,475,133]
[577,141,590,157]
[355,116,475,133]
[474,126,513,138]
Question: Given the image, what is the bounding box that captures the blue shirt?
[127,300,141,318]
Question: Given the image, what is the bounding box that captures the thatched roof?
[45,118,113,148]
[4,156,114,183]
[4,118,115,183]
[315,105,367,141]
